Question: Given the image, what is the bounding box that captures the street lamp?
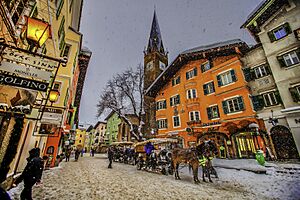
[26,17,51,47]
[49,89,60,105]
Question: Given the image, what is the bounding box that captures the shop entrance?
[235,133,256,158]
[271,125,299,159]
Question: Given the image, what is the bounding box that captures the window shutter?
[209,59,213,69]
[289,87,300,102]
[295,48,300,60]
[251,95,264,111]
[274,91,282,104]
[217,75,222,86]
[231,70,237,82]
[201,64,205,73]
[216,106,220,117]
[170,98,173,107]
[222,101,229,114]
[194,68,198,76]
[237,96,245,110]
[156,121,159,129]
[203,84,208,95]
[265,64,271,75]
[211,82,215,93]
[207,107,212,120]
[178,76,181,84]
[267,30,276,42]
[177,95,180,104]
[283,23,292,34]
[277,55,286,67]
[186,72,189,80]
[165,119,168,128]
[243,68,252,82]
[172,79,175,86]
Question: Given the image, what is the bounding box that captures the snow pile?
[212,158,267,173]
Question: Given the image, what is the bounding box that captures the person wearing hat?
[14,148,44,200]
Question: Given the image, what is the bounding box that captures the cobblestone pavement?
[8,154,292,200]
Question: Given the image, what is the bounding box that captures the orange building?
[146,39,266,158]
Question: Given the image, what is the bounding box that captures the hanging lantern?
[26,17,51,47]
[49,89,60,103]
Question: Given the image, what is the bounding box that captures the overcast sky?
[78,0,263,126]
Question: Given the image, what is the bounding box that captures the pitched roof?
[145,39,248,97]
[146,10,165,55]
[241,0,288,29]
[182,39,244,54]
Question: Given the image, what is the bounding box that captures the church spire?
[146,10,166,55]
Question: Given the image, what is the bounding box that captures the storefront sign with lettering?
[0,61,52,81]
[2,47,57,70]
[0,103,31,114]
[0,73,48,92]
[200,121,221,127]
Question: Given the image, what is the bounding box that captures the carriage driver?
[144,142,154,167]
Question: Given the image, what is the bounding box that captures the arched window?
[47,146,54,154]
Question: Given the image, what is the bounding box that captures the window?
[47,146,54,154]
[173,116,180,127]
[217,70,237,86]
[253,64,270,78]
[186,89,197,99]
[263,92,279,107]
[268,23,292,42]
[186,68,197,80]
[53,82,62,91]
[58,20,66,50]
[201,61,212,72]
[157,119,167,129]
[289,86,300,102]
[61,44,71,57]
[207,105,220,119]
[8,0,29,25]
[222,96,244,114]
[170,95,180,106]
[283,51,300,67]
[172,76,180,86]
[56,0,64,18]
[203,82,215,95]
[156,100,167,110]
[189,111,200,121]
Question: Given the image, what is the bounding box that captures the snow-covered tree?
[97,64,145,141]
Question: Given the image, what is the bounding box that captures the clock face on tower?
[159,61,166,70]
[146,61,154,70]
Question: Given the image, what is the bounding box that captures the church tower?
[144,10,168,90]
[143,10,168,136]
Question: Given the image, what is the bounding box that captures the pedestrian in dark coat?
[15,148,44,200]
[107,146,114,168]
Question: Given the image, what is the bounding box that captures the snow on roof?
[181,39,244,54]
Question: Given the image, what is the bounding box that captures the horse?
[171,140,218,183]
[196,140,219,182]
[171,147,200,183]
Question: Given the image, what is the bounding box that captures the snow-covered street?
[8,154,300,200]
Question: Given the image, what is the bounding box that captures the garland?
[0,115,24,183]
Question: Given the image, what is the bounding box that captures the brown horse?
[171,140,218,183]
[171,147,200,183]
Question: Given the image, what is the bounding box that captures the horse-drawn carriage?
[133,138,178,175]
[110,141,135,164]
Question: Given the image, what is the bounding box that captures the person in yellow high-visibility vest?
[198,156,207,167]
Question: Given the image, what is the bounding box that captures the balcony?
[187,120,202,126]
[185,97,200,106]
